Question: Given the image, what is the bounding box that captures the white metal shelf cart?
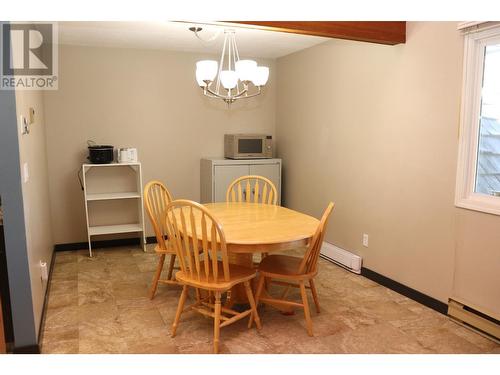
[82,162,146,257]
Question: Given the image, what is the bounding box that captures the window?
[456,23,500,215]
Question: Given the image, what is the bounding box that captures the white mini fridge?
[200,158,282,204]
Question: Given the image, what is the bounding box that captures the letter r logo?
[2,23,53,76]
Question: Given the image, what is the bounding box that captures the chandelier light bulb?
[196,60,218,82]
[220,70,238,89]
[252,66,270,87]
[235,59,257,83]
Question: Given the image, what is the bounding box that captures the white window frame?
[455,24,500,216]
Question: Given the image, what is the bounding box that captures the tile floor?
[40,245,499,354]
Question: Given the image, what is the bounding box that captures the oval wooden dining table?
[202,202,320,304]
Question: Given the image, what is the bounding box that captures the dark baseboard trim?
[147,236,158,244]
[35,247,58,354]
[9,243,56,354]
[13,344,40,354]
[361,267,448,315]
[54,236,157,252]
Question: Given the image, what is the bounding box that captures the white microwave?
[224,134,273,159]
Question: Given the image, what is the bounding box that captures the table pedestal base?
[227,253,254,306]
[226,252,294,314]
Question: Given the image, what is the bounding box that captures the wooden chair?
[226,175,278,205]
[226,175,278,263]
[165,199,262,354]
[143,180,178,299]
[255,202,335,336]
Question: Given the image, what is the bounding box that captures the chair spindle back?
[164,199,230,283]
[298,202,335,274]
[226,175,278,205]
[144,180,173,250]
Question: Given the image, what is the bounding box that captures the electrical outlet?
[40,261,48,281]
[362,233,369,247]
[23,162,29,183]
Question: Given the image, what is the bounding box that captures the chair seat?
[154,243,203,255]
[154,244,176,254]
[175,261,257,291]
[258,254,310,279]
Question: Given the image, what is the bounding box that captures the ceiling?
[57,21,329,59]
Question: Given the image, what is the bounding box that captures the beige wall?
[15,89,54,337]
[276,21,500,315]
[43,45,276,244]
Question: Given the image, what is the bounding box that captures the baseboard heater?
[448,298,500,341]
[320,242,362,274]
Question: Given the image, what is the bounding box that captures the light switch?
[20,115,29,135]
[23,162,29,183]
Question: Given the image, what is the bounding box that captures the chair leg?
[299,281,313,336]
[224,289,233,308]
[149,254,166,299]
[166,254,176,280]
[250,275,266,328]
[172,285,189,337]
[255,275,266,304]
[264,278,271,291]
[309,279,320,314]
[213,291,222,354]
[244,281,262,330]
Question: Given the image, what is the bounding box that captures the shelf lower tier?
[88,223,143,236]
[86,192,141,201]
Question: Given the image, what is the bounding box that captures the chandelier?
[194,29,269,106]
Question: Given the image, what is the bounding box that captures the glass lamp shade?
[235,59,257,82]
[196,60,218,82]
[195,69,207,87]
[220,70,238,89]
[252,66,269,86]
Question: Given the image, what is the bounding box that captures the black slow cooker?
[87,141,114,164]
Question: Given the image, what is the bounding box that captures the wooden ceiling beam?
[227,21,406,45]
